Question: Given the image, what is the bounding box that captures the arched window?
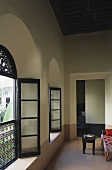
[0,45,40,169]
[0,45,17,169]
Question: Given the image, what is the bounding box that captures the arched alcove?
[48,58,62,142]
[48,58,61,87]
[0,14,41,78]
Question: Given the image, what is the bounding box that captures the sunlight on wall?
[49,58,61,87]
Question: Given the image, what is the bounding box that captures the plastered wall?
[0,0,64,146]
[85,79,105,124]
[64,31,112,137]
[105,75,112,128]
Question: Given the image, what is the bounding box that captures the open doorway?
[76,80,87,136]
[76,79,105,137]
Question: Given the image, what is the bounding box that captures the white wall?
[105,75,112,128]
[85,79,105,124]
[64,31,112,130]
[65,31,112,74]
[0,0,64,145]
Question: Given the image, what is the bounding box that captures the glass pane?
[0,75,14,122]
[51,110,60,120]
[21,83,38,100]
[21,119,37,136]
[51,90,60,99]
[21,136,38,153]
[51,100,60,109]
[21,101,38,118]
[51,120,60,130]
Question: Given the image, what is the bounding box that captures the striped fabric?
[101,134,112,160]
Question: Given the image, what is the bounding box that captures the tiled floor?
[46,138,112,170]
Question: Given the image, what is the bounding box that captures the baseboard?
[77,123,105,137]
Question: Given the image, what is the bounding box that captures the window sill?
[5,157,37,170]
[5,133,60,169]
[50,132,60,143]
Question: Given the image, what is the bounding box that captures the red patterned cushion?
[106,129,112,136]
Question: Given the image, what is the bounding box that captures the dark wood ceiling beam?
[96,8,112,13]
[62,11,81,17]
[49,0,112,36]
[62,9,112,16]
[95,16,112,21]
[65,22,83,27]
[60,1,81,8]
[61,7,81,14]
[94,21,112,25]
[97,3,112,8]
[62,9,112,17]
[62,15,82,20]
[65,20,83,25]
[66,28,112,35]
[67,28,112,35]
[66,24,112,31]
[63,15,82,20]
[64,21,83,26]
[66,25,112,32]
[63,13,112,23]
[97,13,112,16]
[63,16,112,22]
[65,23,112,29]
[64,18,112,27]
[95,17,112,21]
[62,10,112,17]
[62,13,112,21]
[61,5,81,11]
[97,0,112,4]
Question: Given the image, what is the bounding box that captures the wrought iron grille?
[0,45,17,78]
[0,121,15,168]
[0,50,13,75]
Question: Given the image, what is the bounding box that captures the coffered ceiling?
[49,0,112,36]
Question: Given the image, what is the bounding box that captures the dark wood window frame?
[18,78,40,157]
[49,87,61,135]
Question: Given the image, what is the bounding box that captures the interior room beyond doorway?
[76,79,105,137]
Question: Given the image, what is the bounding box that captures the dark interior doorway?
[76,80,88,136]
